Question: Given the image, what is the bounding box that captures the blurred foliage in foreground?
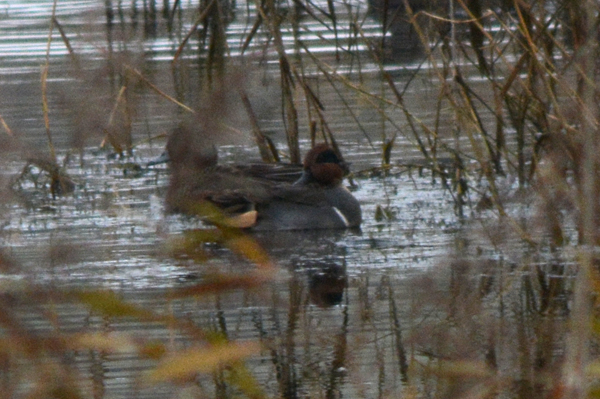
[1,0,600,398]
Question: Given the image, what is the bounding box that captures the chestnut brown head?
[302,144,346,186]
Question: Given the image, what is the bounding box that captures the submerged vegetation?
[0,0,599,397]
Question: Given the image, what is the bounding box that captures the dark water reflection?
[0,1,578,398]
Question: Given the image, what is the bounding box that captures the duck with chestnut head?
[255,143,361,230]
[164,126,361,230]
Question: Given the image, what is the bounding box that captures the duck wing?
[227,162,303,184]
[166,168,272,214]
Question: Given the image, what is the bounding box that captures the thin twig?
[42,0,59,162]
[172,0,217,65]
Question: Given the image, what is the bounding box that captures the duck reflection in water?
[163,124,362,230]
[307,262,347,307]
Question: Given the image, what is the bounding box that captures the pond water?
[0,1,577,398]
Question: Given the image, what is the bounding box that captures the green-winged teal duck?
[163,127,361,230]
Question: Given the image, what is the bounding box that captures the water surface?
[0,1,569,398]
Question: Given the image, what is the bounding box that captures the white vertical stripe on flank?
[332,207,350,227]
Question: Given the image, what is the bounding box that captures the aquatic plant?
[2,0,600,398]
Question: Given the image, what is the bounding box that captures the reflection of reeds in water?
[3,0,600,397]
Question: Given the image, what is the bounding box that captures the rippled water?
[0,0,464,282]
[0,1,564,398]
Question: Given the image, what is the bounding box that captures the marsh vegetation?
[0,0,599,398]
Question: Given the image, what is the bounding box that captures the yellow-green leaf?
[146,341,261,383]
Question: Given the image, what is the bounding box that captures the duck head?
[295,143,347,186]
